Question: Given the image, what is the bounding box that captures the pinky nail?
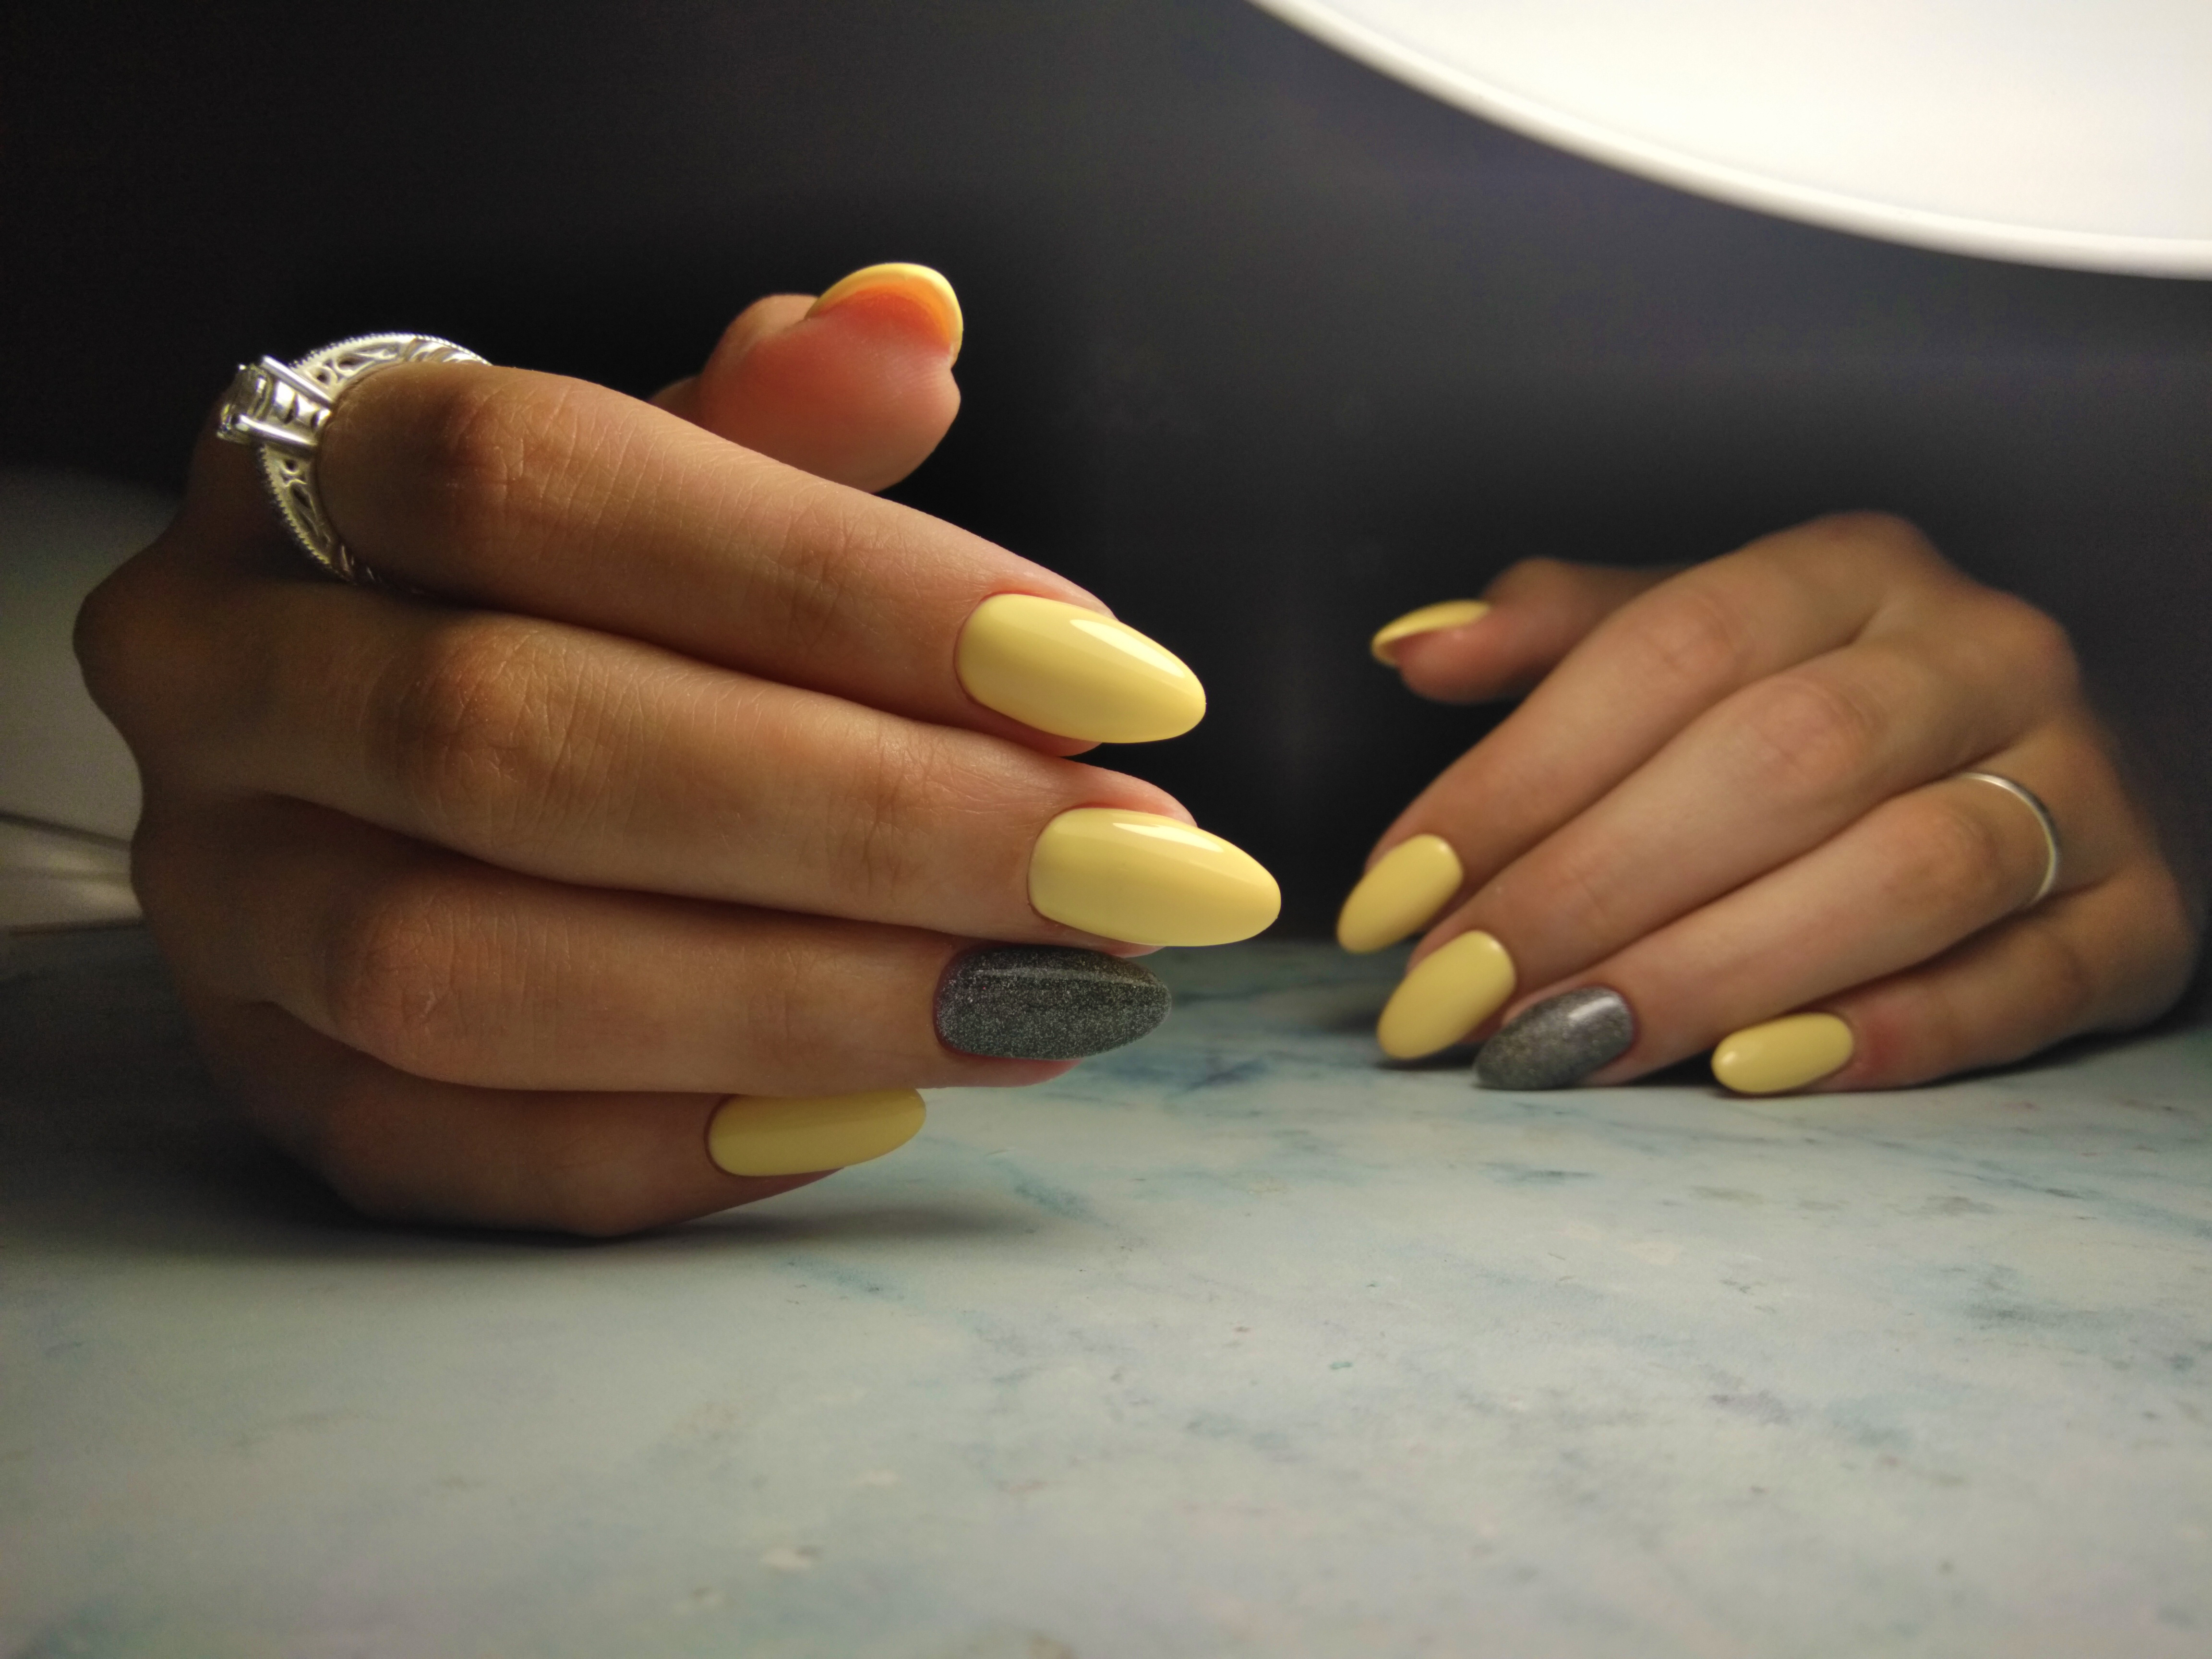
[707,1089,926,1177]
[807,262,964,359]
[1712,1013,1854,1094]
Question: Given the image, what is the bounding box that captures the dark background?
[6,0,2210,932]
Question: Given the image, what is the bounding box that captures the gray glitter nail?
[1475,986,1635,1090]
[935,945,1172,1060]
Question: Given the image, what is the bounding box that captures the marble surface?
[4,930,2210,1658]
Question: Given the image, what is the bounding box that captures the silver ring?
[215,333,486,585]
[1957,770,2063,909]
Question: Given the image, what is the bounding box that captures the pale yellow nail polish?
[1376,930,1516,1059]
[707,1088,926,1177]
[808,262,964,360]
[958,593,1206,744]
[1337,833,1465,954]
[1712,1013,1854,1095]
[1029,807,1280,947]
[1370,600,1491,664]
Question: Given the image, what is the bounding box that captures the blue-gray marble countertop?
[5,930,2210,1658]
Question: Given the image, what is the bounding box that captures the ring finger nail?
[957,594,1206,743]
[937,945,1171,1060]
[1375,931,1517,1058]
[1029,808,1280,947]
[707,1089,927,1177]
[1712,1012,1854,1095]
[1338,833,1464,953]
[1475,987,1635,1090]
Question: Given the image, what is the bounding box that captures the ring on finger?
[216,333,486,586]
[1956,769,2062,909]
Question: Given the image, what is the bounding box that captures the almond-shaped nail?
[1712,1012,1853,1094]
[707,1089,926,1177]
[1337,833,1464,954]
[1029,808,1279,947]
[958,594,1205,744]
[1375,930,1517,1058]
[807,262,963,360]
[1475,987,1634,1090]
[936,945,1170,1060]
[1370,600,1491,664]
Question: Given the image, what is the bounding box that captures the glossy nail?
[1712,1012,1853,1095]
[958,594,1205,744]
[808,262,964,359]
[1375,930,1517,1058]
[707,1088,926,1177]
[1029,808,1279,947]
[1337,833,1465,954]
[1370,600,1491,665]
[936,944,1170,1060]
[1475,987,1635,1090]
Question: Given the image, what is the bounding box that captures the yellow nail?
[707,1088,926,1177]
[1029,807,1279,947]
[1711,1013,1854,1095]
[1337,833,1465,954]
[1370,600,1491,664]
[808,262,964,361]
[1376,931,1516,1058]
[958,593,1205,744]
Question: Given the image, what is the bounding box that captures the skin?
[1370,531,2201,1087]
[78,283,1185,1236]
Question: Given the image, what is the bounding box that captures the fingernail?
[707,1088,926,1177]
[807,262,964,360]
[936,944,1170,1059]
[1029,807,1280,947]
[1712,1012,1853,1095]
[1375,930,1517,1058]
[1475,986,1635,1089]
[1337,833,1464,954]
[958,593,1205,743]
[1370,600,1491,664]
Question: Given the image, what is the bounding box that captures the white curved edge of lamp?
[1252,0,2212,277]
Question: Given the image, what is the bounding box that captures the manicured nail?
[1375,930,1517,1058]
[957,593,1205,744]
[1475,986,1635,1089]
[1712,1012,1853,1095]
[936,944,1170,1060]
[807,262,963,360]
[1029,807,1280,947]
[1370,600,1491,665]
[707,1088,926,1177]
[1337,833,1464,954]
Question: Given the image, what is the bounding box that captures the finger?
[1426,622,2068,990]
[141,797,1086,1094]
[1476,737,2134,1087]
[313,360,1202,751]
[1371,560,1671,704]
[652,264,963,492]
[1350,515,1999,944]
[1742,862,2198,1093]
[188,992,857,1237]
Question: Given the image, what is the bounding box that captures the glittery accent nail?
[935,945,1171,1060]
[1474,986,1635,1090]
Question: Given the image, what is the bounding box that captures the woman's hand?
[77,266,1276,1234]
[1341,514,2200,1093]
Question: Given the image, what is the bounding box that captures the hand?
[78,266,1277,1233]
[1341,514,2200,1093]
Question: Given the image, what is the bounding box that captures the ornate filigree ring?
[215,333,486,585]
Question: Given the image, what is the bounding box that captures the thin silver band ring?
[1957,770,2063,909]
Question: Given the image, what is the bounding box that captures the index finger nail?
[1370,600,1490,664]
[807,262,964,360]
[958,594,1206,743]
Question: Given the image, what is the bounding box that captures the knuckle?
[1813,510,1943,572]
[72,546,182,738]
[401,372,591,560]
[1728,669,1886,793]
[380,616,568,838]
[1630,579,1762,695]
[1978,592,2080,699]
[1886,793,2018,919]
[318,865,484,1076]
[309,1087,428,1225]
[2017,913,2104,1031]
